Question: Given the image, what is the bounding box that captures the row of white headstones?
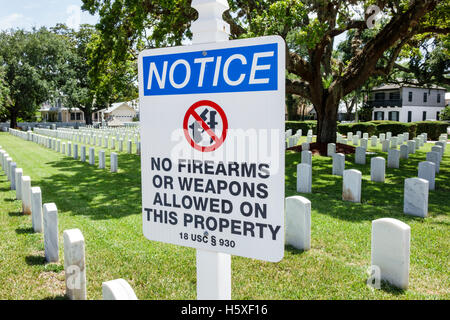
[9,129,127,172]
[285,130,447,290]
[33,127,141,155]
[35,126,140,152]
[0,139,139,300]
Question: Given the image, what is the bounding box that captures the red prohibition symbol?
[183,100,228,152]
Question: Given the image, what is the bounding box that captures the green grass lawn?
[0,132,448,300]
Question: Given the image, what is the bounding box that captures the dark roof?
[372,83,446,91]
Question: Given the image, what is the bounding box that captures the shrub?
[337,122,377,136]
[440,105,450,121]
[285,120,317,135]
[414,121,449,140]
[374,122,417,139]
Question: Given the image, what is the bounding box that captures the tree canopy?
[82,0,450,142]
[0,24,138,127]
[0,28,69,127]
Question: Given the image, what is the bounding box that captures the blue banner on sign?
[142,43,278,96]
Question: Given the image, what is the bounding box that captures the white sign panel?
[138,36,285,262]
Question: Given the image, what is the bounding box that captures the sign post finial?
[190,0,230,44]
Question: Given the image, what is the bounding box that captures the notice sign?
[138,36,285,262]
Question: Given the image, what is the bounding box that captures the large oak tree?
[82,0,449,143]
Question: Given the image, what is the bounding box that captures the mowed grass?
[0,132,449,300]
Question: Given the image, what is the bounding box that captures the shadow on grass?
[25,255,46,266]
[8,211,23,217]
[15,226,34,234]
[285,245,308,256]
[42,295,67,300]
[285,149,450,222]
[380,281,406,295]
[36,153,141,220]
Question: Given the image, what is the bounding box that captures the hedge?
[337,122,377,136]
[285,121,317,135]
[288,120,448,141]
[414,121,449,140]
[372,121,417,139]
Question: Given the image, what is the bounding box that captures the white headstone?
[381,140,389,152]
[407,140,415,154]
[285,196,311,251]
[10,162,16,190]
[15,168,23,200]
[371,136,377,147]
[301,150,312,166]
[371,218,410,290]
[418,161,435,190]
[64,228,86,300]
[301,142,309,151]
[31,187,43,233]
[99,150,105,169]
[297,163,312,193]
[387,148,400,169]
[343,169,361,203]
[89,147,95,165]
[404,178,428,217]
[73,144,78,160]
[371,157,385,183]
[431,146,443,162]
[127,140,132,154]
[111,152,118,173]
[81,146,86,162]
[43,203,59,262]
[102,279,138,300]
[426,151,440,173]
[21,176,32,215]
[400,144,408,160]
[332,153,345,176]
[355,146,366,165]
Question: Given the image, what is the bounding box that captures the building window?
[437,93,441,103]
[423,92,427,103]
[76,113,81,120]
[407,111,412,122]
[389,91,400,100]
[70,113,76,121]
[437,112,440,120]
[374,111,384,120]
[375,92,385,100]
[388,111,399,121]
[408,92,412,102]
[422,111,426,121]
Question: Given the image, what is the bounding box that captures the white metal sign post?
[138,0,285,299]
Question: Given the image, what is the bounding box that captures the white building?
[94,101,137,126]
[369,84,446,122]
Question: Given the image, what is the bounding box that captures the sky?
[0,0,99,31]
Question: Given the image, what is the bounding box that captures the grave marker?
[64,229,86,300]
[44,203,59,262]
[404,178,428,217]
[297,163,312,193]
[371,218,410,290]
[343,169,361,203]
[285,196,311,251]
[31,187,43,233]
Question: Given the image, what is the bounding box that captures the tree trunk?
[84,110,93,125]
[286,94,297,120]
[315,101,338,144]
[10,110,17,129]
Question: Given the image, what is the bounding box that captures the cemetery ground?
[0,132,448,300]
